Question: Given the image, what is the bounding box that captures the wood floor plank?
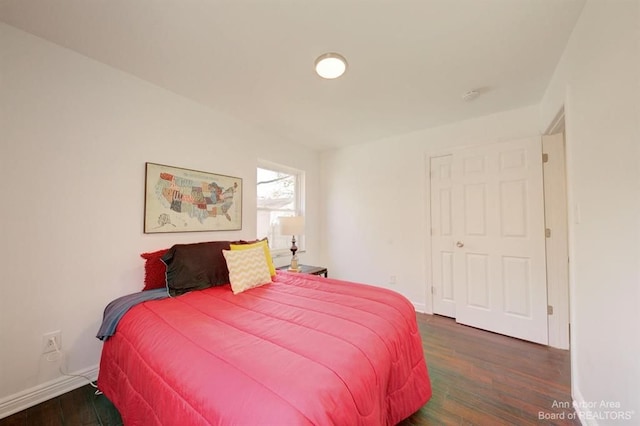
[91,390,123,426]
[24,399,63,426]
[59,386,100,426]
[0,411,25,426]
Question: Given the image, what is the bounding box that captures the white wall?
[0,23,321,406]
[320,105,540,311]
[540,0,640,423]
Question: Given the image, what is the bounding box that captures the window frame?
[256,160,305,258]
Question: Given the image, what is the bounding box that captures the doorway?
[429,136,548,345]
[428,132,570,348]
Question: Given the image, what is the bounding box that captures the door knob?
[456,241,464,248]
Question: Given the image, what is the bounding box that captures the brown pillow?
[161,241,231,296]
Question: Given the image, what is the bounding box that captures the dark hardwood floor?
[0,314,577,425]
[0,385,122,426]
[401,314,579,425]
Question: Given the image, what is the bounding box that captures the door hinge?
[547,305,554,315]
[542,153,549,163]
[545,228,551,238]
[431,286,436,295]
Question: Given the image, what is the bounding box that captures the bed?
[97,241,431,425]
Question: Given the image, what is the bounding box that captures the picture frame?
[144,162,242,233]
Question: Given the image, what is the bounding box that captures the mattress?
[97,271,431,425]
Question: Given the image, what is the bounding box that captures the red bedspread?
[98,272,431,425]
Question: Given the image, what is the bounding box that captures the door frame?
[542,132,570,349]
[543,108,571,350]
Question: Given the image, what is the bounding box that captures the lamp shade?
[280,216,305,236]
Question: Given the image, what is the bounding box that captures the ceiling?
[0,0,585,150]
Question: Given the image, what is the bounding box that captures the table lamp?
[279,216,304,272]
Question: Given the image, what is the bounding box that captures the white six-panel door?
[430,137,548,345]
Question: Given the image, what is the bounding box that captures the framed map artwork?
[144,162,242,233]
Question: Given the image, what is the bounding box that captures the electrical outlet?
[42,331,62,354]
[389,275,397,285]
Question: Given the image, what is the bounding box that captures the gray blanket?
[96,288,168,341]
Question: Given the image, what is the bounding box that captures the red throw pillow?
[140,248,169,291]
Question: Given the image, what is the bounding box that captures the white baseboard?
[412,302,428,313]
[572,388,595,426]
[0,365,99,420]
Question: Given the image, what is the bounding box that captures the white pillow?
[222,246,272,294]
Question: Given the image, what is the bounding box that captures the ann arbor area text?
[552,400,571,409]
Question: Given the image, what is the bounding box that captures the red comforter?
[98,272,431,425]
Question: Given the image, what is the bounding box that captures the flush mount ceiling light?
[314,52,348,79]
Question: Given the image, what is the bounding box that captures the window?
[257,163,304,254]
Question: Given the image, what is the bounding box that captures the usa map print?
[144,163,242,233]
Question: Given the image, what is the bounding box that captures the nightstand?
[277,264,328,278]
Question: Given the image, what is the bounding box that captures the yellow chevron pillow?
[229,238,276,277]
[222,246,272,294]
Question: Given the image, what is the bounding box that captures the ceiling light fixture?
[314,52,348,79]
